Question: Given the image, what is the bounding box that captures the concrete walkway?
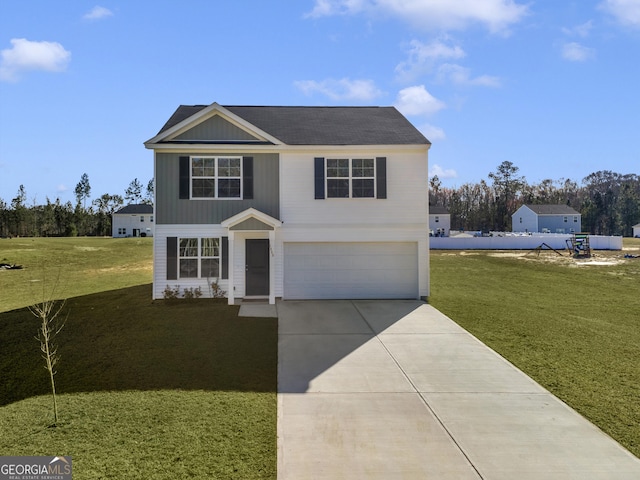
[277,300,640,479]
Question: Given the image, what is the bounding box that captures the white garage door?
[283,242,418,300]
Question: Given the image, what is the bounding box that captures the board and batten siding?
[155,152,279,224]
[174,115,258,142]
[280,149,428,226]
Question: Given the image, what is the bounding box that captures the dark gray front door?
[246,239,269,296]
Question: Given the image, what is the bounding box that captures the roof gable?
[144,103,281,146]
[146,103,430,147]
[174,114,262,143]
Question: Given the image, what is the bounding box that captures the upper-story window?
[326,158,375,198]
[140,216,145,222]
[191,156,242,199]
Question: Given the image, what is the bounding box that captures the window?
[150,216,154,222]
[118,228,126,235]
[326,158,375,198]
[519,217,523,223]
[564,216,568,223]
[179,237,220,278]
[191,156,241,199]
[140,216,145,222]
[435,216,440,223]
[574,216,578,223]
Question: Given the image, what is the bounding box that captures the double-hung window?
[326,158,375,198]
[191,156,241,199]
[179,237,220,278]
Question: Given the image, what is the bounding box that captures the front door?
[245,239,269,296]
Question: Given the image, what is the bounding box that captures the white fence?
[430,233,622,250]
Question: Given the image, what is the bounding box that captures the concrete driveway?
[277,300,640,479]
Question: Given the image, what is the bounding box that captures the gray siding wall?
[156,152,279,224]
[539,215,581,233]
[175,116,257,141]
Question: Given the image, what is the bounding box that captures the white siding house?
[112,204,154,237]
[429,206,450,237]
[145,103,430,304]
[633,223,640,238]
[512,204,581,233]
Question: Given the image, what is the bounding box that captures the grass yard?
[0,238,277,479]
[0,237,154,313]
[429,238,640,458]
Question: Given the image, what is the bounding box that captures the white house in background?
[512,204,581,233]
[112,204,154,238]
[144,102,431,304]
[633,223,640,238]
[429,206,450,237]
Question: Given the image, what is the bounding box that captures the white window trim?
[190,156,243,200]
[325,158,376,199]
[178,237,221,279]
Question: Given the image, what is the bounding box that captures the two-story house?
[144,103,430,304]
[112,204,154,238]
[512,204,582,234]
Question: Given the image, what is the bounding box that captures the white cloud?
[0,38,71,82]
[57,184,69,193]
[395,85,446,116]
[396,38,465,81]
[83,6,114,20]
[562,42,595,61]
[294,78,383,101]
[599,0,640,28]
[437,63,501,87]
[307,0,529,33]
[429,163,458,179]
[562,20,594,37]
[421,124,446,142]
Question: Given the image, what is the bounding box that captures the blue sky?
[1,0,639,205]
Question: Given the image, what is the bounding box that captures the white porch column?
[269,229,276,305]
[227,230,235,305]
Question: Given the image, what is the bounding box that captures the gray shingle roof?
[158,105,430,146]
[429,206,450,215]
[115,204,153,215]
[525,204,580,215]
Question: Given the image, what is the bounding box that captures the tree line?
[2,165,638,238]
[0,175,153,237]
[430,162,640,236]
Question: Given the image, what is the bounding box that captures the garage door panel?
[284,242,418,300]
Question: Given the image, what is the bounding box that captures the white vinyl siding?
[280,149,428,225]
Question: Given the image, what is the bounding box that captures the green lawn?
[0,237,153,313]
[0,238,277,479]
[2,236,639,476]
[429,239,640,458]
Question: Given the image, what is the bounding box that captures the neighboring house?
[112,204,154,238]
[633,223,640,238]
[512,204,581,233]
[144,103,430,304]
[429,206,450,237]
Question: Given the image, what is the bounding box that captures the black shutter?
[243,157,254,199]
[221,236,229,279]
[376,157,387,199]
[314,157,325,199]
[179,156,190,199]
[167,237,177,280]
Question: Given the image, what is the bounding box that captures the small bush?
[162,285,181,301]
